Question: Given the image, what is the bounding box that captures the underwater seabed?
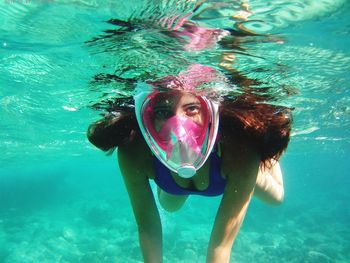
[0,148,349,263]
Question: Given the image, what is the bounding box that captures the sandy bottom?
[1,156,349,263]
[1,189,349,263]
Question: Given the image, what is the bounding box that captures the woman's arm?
[207,143,260,263]
[254,160,284,205]
[118,138,163,263]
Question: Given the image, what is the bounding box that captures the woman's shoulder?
[119,134,152,161]
[118,134,154,179]
[220,135,261,181]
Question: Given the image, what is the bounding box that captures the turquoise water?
[1,0,349,262]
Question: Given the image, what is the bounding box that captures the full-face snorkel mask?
[134,84,219,178]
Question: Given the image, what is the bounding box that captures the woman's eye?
[186,106,200,116]
[154,109,173,119]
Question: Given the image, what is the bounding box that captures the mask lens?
[135,90,219,178]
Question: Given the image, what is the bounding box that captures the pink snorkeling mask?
[134,87,219,178]
[158,115,204,159]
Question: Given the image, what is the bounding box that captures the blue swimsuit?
[153,152,226,196]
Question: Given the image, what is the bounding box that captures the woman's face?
[152,91,205,131]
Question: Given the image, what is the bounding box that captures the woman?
[87,65,292,263]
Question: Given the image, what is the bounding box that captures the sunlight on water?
[1,0,349,164]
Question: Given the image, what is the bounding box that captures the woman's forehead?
[151,91,200,106]
[178,93,201,105]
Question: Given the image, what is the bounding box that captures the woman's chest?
[151,153,229,192]
[170,161,211,191]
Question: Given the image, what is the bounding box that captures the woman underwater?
[87,64,292,263]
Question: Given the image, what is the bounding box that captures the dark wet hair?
[87,111,138,153]
[87,93,292,163]
[219,94,292,162]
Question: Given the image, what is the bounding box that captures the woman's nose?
[175,108,185,117]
